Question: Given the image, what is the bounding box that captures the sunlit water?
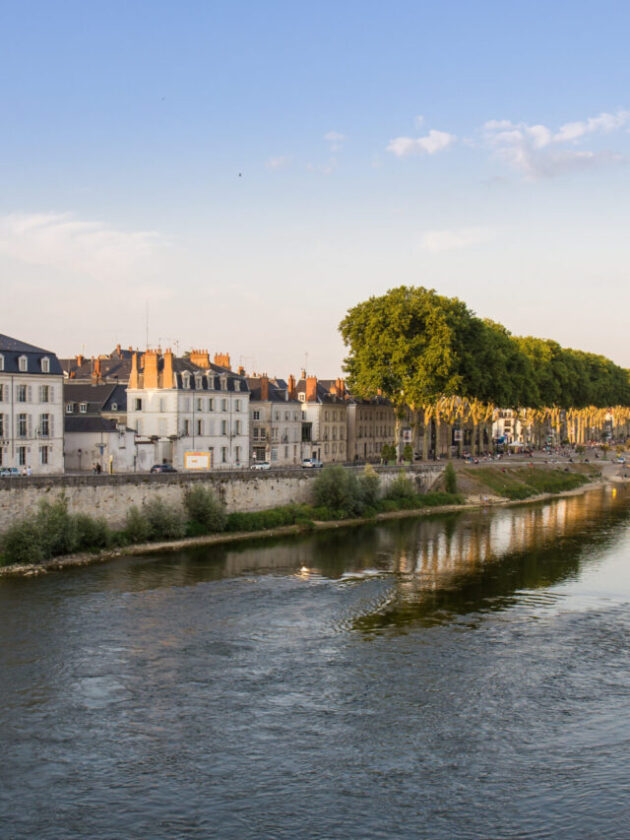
[2,486,630,839]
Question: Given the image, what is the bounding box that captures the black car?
[150,464,178,473]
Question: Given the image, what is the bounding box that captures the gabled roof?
[0,334,54,353]
[63,382,127,411]
[64,416,129,433]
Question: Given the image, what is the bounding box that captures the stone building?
[346,395,396,462]
[126,349,250,471]
[0,334,64,474]
[247,374,302,466]
[296,376,348,463]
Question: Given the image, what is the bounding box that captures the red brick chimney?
[306,376,317,402]
[129,352,139,388]
[260,375,269,401]
[162,349,174,388]
[143,350,159,389]
[288,374,297,400]
[76,354,84,367]
[190,349,210,368]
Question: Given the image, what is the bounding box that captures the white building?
[296,376,348,464]
[126,349,250,471]
[64,416,138,473]
[0,334,64,474]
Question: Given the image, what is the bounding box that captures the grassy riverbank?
[0,462,606,575]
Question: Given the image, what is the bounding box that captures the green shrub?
[402,443,413,462]
[74,514,111,551]
[1,520,45,565]
[358,464,381,507]
[381,443,397,463]
[385,473,416,501]
[36,497,78,559]
[444,462,457,494]
[124,505,151,543]
[313,466,364,515]
[142,497,186,540]
[183,485,226,533]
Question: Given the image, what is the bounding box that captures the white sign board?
[185,451,211,470]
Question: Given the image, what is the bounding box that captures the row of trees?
[339,286,630,454]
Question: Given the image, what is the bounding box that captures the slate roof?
[246,376,300,403]
[60,354,134,383]
[63,383,127,412]
[134,355,249,393]
[64,416,128,433]
[0,334,62,375]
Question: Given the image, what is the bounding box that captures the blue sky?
[3,1,630,374]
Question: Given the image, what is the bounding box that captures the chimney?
[115,343,121,357]
[300,368,306,379]
[76,354,84,367]
[261,374,269,401]
[92,357,102,384]
[144,350,159,389]
[129,352,139,389]
[238,365,245,376]
[213,352,232,370]
[336,377,345,398]
[306,376,317,402]
[288,374,297,400]
[163,349,174,388]
[190,349,210,368]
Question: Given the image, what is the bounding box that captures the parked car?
[301,458,324,469]
[616,456,626,464]
[0,467,20,477]
[251,461,271,470]
[150,464,178,473]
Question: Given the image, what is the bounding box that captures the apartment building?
[247,374,302,466]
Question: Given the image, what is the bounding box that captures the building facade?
[0,334,64,474]
[126,349,250,471]
[247,375,302,466]
[346,396,396,462]
[297,376,348,463]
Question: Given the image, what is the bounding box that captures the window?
[284,446,289,458]
[221,447,227,463]
[182,373,191,389]
[18,414,27,437]
[79,403,87,414]
[208,398,214,411]
[111,402,118,411]
[197,419,203,435]
[235,445,241,463]
[221,419,227,435]
[221,399,227,412]
[17,385,27,402]
[134,398,142,411]
[253,428,259,440]
[183,419,190,436]
[18,356,27,372]
[0,415,3,437]
[271,447,278,462]
[298,393,305,402]
[39,385,49,403]
[40,414,50,437]
[0,354,3,371]
[40,446,49,465]
[0,385,3,402]
[235,400,241,412]
[253,410,260,420]
[66,403,74,414]
[234,420,241,435]
[196,398,203,411]
[195,375,202,390]
[41,357,50,373]
[18,446,26,466]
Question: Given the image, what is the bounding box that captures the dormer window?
[220,376,227,391]
[0,354,4,372]
[111,402,118,411]
[195,374,202,390]
[298,393,306,402]
[182,373,191,389]
[18,355,28,372]
[41,357,50,373]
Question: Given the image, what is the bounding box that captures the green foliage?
[74,514,111,551]
[466,466,589,500]
[358,464,381,507]
[36,497,78,559]
[1,520,45,565]
[381,443,396,463]
[444,461,457,494]
[142,497,186,540]
[226,504,311,532]
[402,443,413,462]
[124,505,151,543]
[384,473,416,501]
[313,466,365,515]
[183,485,226,533]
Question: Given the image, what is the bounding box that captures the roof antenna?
[145,301,149,349]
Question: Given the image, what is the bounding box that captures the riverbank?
[0,462,613,578]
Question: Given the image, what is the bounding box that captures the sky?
[2,0,630,376]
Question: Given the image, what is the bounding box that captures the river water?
[2,487,630,839]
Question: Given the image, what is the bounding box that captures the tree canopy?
[339,286,630,410]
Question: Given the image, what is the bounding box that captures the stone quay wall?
[0,465,444,532]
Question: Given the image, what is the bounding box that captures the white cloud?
[266,155,289,170]
[483,109,629,177]
[419,227,495,253]
[324,131,346,151]
[0,212,165,282]
[387,129,456,157]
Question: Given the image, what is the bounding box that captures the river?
[2,486,630,839]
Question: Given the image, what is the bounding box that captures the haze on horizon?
[2,0,630,377]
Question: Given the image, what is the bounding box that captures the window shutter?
[50,387,54,403]
[50,414,54,438]
[27,386,32,402]
[28,415,33,437]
